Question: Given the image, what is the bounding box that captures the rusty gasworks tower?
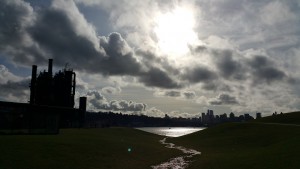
[30,59,76,108]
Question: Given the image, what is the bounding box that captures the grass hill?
[0,128,181,169]
[0,112,299,169]
[170,112,300,169]
[254,111,300,125]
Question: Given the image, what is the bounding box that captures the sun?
[154,7,198,56]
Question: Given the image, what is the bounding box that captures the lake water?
[136,127,205,137]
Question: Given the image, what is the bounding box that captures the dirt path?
[151,138,200,169]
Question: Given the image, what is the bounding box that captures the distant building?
[200,109,256,126]
[256,112,262,119]
[208,109,214,116]
[244,113,254,121]
[219,113,228,122]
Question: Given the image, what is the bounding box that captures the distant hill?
[171,117,300,169]
[254,111,300,125]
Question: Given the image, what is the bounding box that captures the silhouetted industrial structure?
[30,59,76,108]
[0,59,86,134]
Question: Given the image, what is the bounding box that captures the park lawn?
[254,111,300,125]
[170,112,300,169]
[0,128,181,169]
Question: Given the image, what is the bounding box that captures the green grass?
[170,112,300,169]
[0,128,181,169]
[1,112,299,169]
[254,111,300,125]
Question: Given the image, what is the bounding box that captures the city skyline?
[0,0,300,117]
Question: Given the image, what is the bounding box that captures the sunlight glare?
[154,7,197,56]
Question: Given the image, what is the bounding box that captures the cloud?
[1,0,142,77]
[87,90,146,112]
[0,79,30,102]
[247,55,287,83]
[28,1,106,69]
[102,86,121,94]
[209,93,239,105]
[212,49,244,80]
[163,91,181,97]
[1,0,300,116]
[260,1,297,25]
[138,67,182,89]
[182,91,197,100]
[0,65,22,83]
[143,107,165,118]
[155,90,196,100]
[181,66,217,83]
[0,0,181,89]
[0,0,32,45]
[0,65,29,102]
[189,43,293,86]
[0,0,44,64]
[98,33,143,76]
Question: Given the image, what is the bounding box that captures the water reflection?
[136,127,205,137]
[151,138,201,169]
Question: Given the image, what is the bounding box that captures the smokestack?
[48,59,53,77]
[30,65,37,104]
[79,97,87,112]
[79,97,87,128]
[72,72,76,96]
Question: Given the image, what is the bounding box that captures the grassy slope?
[171,112,300,169]
[254,111,300,125]
[0,128,181,169]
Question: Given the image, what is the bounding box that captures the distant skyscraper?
[256,112,262,119]
[209,109,214,116]
[207,109,214,116]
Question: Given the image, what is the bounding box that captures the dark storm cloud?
[0,0,30,45]
[248,55,269,68]
[201,82,218,91]
[0,0,181,89]
[30,7,142,75]
[28,8,103,64]
[209,93,239,105]
[135,50,183,88]
[0,0,142,76]
[0,64,29,101]
[87,91,146,112]
[157,90,196,100]
[247,55,287,82]
[139,67,182,89]
[98,33,142,76]
[255,67,286,82]
[212,49,244,80]
[0,0,45,64]
[190,45,246,81]
[164,91,181,97]
[182,66,217,83]
[29,8,143,76]
[0,79,30,102]
[190,43,292,87]
[135,50,180,75]
[182,91,196,99]
[1,0,294,93]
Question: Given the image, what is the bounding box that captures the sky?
[0,0,300,118]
